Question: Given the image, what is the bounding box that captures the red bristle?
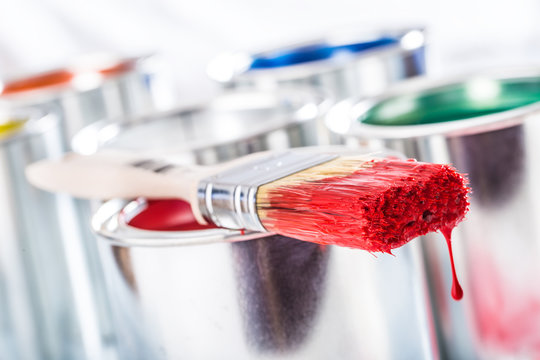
[259,159,470,253]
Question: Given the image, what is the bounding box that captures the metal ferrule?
[197,151,338,232]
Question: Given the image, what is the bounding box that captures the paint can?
[0,53,167,139]
[74,87,439,359]
[72,87,341,158]
[329,68,540,359]
[207,28,426,101]
[0,109,115,359]
[91,189,435,360]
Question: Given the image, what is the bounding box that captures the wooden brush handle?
[26,150,210,208]
[26,150,272,224]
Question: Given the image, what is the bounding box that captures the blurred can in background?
[328,68,540,359]
[74,87,439,359]
[0,109,115,359]
[207,27,426,101]
[0,53,172,140]
[72,87,340,158]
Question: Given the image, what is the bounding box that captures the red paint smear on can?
[128,199,216,231]
[470,253,540,355]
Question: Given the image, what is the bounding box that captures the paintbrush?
[26,149,469,253]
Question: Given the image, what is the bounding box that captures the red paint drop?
[127,199,216,231]
[441,226,463,301]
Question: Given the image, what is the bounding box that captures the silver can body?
[77,87,439,359]
[207,28,426,101]
[0,111,114,359]
[332,69,540,359]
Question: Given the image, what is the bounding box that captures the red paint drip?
[128,199,216,231]
[441,226,463,301]
[259,159,470,254]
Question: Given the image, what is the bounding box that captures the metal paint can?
[91,187,435,360]
[0,53,165,139]
[207,28,426,101]
[75,88,439,359]
[329,69,540,359]
[72,87,341,158]
[0,109,115,359]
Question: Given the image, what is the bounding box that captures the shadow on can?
[232,236,330,352]
[448,125,525,206]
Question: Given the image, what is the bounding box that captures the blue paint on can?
[249,37,398,70]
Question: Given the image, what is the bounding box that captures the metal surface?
[0,109,115,359]
[0,54,162,140]
[75,87,439,359]
[198,151,337,231]
[332,68,540,359]
[207,28,426,101]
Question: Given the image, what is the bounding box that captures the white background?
[0,0,539,104]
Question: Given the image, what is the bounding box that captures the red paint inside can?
[127,199,216,231]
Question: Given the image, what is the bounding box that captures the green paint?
[360,77,540,126]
